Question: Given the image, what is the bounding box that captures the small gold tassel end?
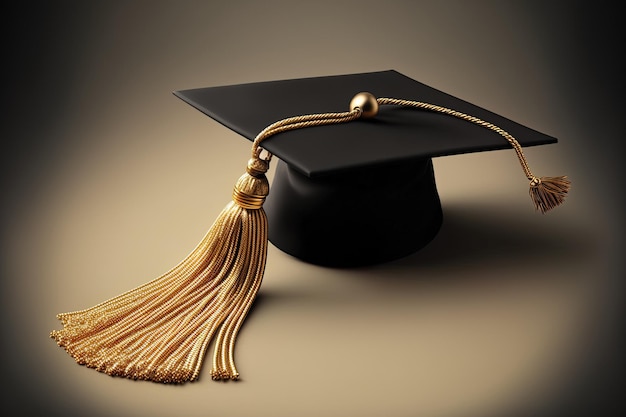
[529,175,571,213]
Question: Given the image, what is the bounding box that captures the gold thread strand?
[252,109,361,158]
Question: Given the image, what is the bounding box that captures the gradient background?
[2,1,623,416]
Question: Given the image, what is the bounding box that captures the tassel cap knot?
[233,161,270,209]
[247,157,269,177]
[529,176,542,188]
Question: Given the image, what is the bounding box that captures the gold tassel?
[50,157,270,383]
[51,102,361,384]
[529,175,571,214]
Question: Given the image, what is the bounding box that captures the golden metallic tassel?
[51,157,270,383]
[50,101,361,384]
[529,175,571,214]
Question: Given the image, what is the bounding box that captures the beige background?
[2,1,623,416]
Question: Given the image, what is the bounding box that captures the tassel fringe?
[51,160,270,383]
[529,176,571,213]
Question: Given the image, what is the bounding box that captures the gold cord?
[252,92,569,212]
[251,109,362,160]
[376,97,535,179]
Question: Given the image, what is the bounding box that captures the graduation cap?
[51,70,570,384]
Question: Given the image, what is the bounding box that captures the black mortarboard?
[173,70,565,267]
[52,70,570,385]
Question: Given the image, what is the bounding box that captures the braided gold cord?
[251,96,545,186]
[376,97,535,180]
[252,109,362,158]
